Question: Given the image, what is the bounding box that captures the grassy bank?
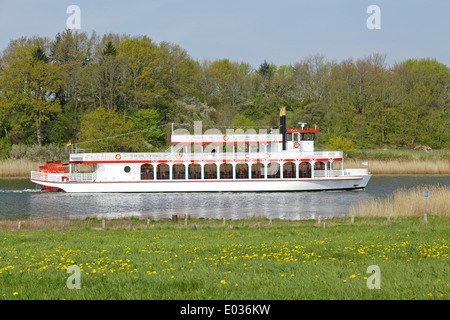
[0,216,448,300]
[349,184,449,217]
[344,159,450,174]
[346,149,450,174]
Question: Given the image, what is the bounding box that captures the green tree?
[326,136,356,156]
[131,109,165,151]
[0,43,61,145]
[78,107,139,152]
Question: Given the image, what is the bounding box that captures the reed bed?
[344,159,450,174]
[349,184,450,217]
[0,159,41,178]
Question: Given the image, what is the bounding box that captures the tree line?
[0,29,448,157]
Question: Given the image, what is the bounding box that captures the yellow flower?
[350,274,356,279]
[13,292,18,296]
[220,280,226,285]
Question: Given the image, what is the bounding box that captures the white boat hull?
[31,175,371,193]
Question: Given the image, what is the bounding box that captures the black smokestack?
[280,107,286,150]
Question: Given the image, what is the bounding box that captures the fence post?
[423,191,430,223]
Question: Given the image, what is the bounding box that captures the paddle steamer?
[30,108,371,192]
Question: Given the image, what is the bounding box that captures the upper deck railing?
[171,133,282,144]
[69,150,343,163]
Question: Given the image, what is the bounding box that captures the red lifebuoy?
[294,141,300,148]
[115,154,121,160]
[176,153,182,159]
[223,135,229,141]
[62,176,69,182]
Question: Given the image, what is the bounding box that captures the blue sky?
[0,0,449,68]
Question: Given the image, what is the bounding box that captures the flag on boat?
[362,162,368,166]
[66,141,71,147]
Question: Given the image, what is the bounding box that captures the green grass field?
[0,216,448,300]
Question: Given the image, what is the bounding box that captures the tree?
[77,107,139,152]
[326,136,356,156]
[0,43,61,145]
[50,29,95,125]
[131,108,165,150]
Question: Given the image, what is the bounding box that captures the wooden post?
[223,217,226,226]
[351,214,354,224]
[323,222,326,229]
[172,215,178,224]
[102,219,106,229]
[386,214,390,226]
[193,223,197,230]
[18,221,22,231]
[128,224,134,231]
[259,222,263,231]
[423,191,430,223]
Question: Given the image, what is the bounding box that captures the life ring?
[62,176,69,182]
[115,154,121,160]
[176,153,182,159]
[223,135,229,141]
[294,141,300,148]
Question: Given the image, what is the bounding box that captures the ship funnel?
[280,107,286,150]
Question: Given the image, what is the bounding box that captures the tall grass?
[0,159,41,178]
[344,159,450,174]
[349,184,450,217]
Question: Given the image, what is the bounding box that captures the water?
[0,176,448,220]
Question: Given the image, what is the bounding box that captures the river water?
[0,175,448,220]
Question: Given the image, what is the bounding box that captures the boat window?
[235,163,249,179]
[299,162,311,178]
[173,164,186,180]
[251,162,264,179]
[140,163,153,180]
[267,162,280,179]
[124,166,131,173]
[315,162,325,170]
[204,164,217,179]
[283,162,296,179]
[188,163,202,179]
[286,133,293,141]
[157,163,170,180]
[301,133,315,141]
[220,163,233,179]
